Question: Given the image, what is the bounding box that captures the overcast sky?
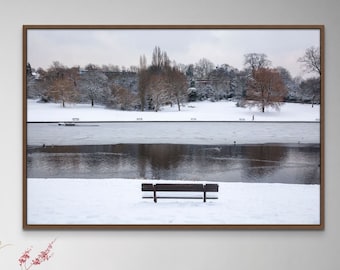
[27,28,320,78]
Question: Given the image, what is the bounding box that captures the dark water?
[27,143,320,184]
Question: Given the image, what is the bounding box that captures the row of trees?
[26,46,321,112]
[138,47,187,111]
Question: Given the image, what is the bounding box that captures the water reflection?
[241,145,288,179]
[27,143,320,184]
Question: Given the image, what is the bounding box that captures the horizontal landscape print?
[24,26,323,228]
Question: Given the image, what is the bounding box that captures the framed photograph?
[23,25,324,229]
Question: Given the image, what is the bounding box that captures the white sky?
[27,28,320,78]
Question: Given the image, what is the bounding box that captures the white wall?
[1,0,339,269]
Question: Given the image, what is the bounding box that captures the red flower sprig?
[18,240,56,270]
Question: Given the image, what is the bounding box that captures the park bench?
[141,183,219,203]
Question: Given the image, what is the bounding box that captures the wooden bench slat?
[141,183,154,191]
[155,184,204,192]
[204,184,219,192]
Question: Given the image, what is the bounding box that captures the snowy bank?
[27,178,320,225]
[27,99,320,122]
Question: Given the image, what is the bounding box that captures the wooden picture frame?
[23,25,324,229]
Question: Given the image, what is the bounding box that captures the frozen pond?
[27,121,320,145]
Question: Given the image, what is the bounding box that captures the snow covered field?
[27,99,320,122]
[26,99,321,225]
[27,178,320,225]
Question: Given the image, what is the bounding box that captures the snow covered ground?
[26,99,321,225]
[27,99,320,122]
[27,178,320,225]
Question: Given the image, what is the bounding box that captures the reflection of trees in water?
[28,145,115,177]
[27,143,320,184]
[239,145,288,180]
[286,146,320,184]
[238,145,320,184]
[190,145,239,171]
[28,144,187,179]
[137,144,187,179]
[299,165,320,184]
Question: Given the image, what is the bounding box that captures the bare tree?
[85,63,100,71]
[194,58,214,79]
[244,53,271,74]
[138,54,148,111]
[151,46,170,70]
[107,84,138,110]
[147,73,169,112]
[298,46,321,76]
[246,68,287,112]
[167,67,188,111]
[140,46,189,112]
[46,62,80,107]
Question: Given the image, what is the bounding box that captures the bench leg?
[153,186,157,203]
[203,191,206,203]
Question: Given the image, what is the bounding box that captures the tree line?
[26,46,321,112]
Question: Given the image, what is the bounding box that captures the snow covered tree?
[29,67,52,101]
[207,64,239,101]
[107,84,138,110]
[276,66,300,102]
[239,53,273,106]
[298,46,321,76]
[167,66,188,111]
[231,69,248,100]
[194,58,214,79]
[140,46,172,111]
[46,62,80,107]
[26,62,39,98]
[26,63,33,76]
[79,68,108,106]
[245,68,287,112]
[299,77,321,106]
[147,73,170,112]
[139,46,188,112]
